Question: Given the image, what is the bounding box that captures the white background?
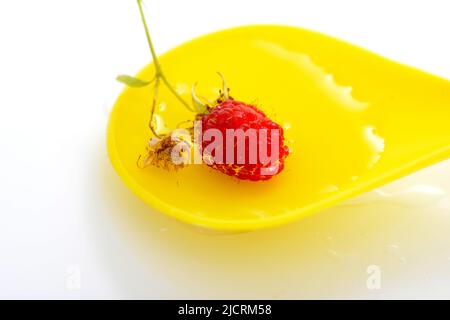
[0,0,449,299]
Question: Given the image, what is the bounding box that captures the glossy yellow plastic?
[107,25,450,232]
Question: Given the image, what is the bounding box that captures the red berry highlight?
[201,99,289,181]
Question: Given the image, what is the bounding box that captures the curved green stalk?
[137,0,162,75]
[136,0,194,136]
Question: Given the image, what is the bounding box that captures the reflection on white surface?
[89,153,450,299]
[341,184,446,208]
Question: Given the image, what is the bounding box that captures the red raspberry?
[123,2,291,181]
[201,99,289,181]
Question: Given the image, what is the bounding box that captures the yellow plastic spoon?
[107,24,450,232]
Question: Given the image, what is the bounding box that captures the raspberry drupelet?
[201,99,290,181]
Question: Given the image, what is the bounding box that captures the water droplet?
[364,126,385,168]
[152,114,169,133]
[252,210,268,219]
[256,40,369,112]
[385,244,400,256]
[283,122,292,131]
[175,83,189,95]
[158,102,166,112]
[327,249,341,260]
[320,185,339,194]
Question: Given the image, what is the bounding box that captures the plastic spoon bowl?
[107,25,450,232]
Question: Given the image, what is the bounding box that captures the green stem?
[137,0,162,75]
[161,75,194,111]
[136,0,193,125]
